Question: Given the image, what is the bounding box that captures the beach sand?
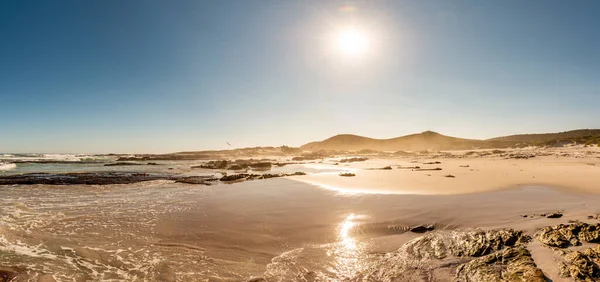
[295,146,600,195]
[1,146,600,281]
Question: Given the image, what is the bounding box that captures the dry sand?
[294,146,600,195]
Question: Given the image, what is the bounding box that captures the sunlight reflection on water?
[328,213,370,279]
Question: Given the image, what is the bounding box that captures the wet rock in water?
[444,175,455,178]
[0,172,175,185]
[195,160,228,169]
[219,172,307,182]
[423,161,442,164]
[410,225,435,233]
[175,176,212,185]
[104,162,143,166]
[220,173,254,182]
[456,246,546,282]
[249,162,272,169]
[227,164,246,170]
[339,157,368,163]
[414,167,442,171]
[146,162,159,165]
[339,172,356,177]
[381,166,392,170]
[546,212,563,218]
[538,222,600,248]
[398,165,420,169]
[459,165,470,168]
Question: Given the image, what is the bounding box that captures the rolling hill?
[300,129,600,151]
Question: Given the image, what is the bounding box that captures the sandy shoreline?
[1,146,600,281]
[292,147,600,195]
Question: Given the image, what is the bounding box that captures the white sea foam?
[0,162,16,171]
[0,153,110,162]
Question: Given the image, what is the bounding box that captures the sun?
[335,27,371,57]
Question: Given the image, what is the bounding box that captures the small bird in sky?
[226,142,232,147]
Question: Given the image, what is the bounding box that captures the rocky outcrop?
[339,157,368,163]
[456,246,546,282]
[560,249,600,281]
[355,229,541,281]
[538,222,600,248]
[194,160,228,169]
[220,172,306,182]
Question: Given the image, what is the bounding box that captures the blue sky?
[1,0,599,153]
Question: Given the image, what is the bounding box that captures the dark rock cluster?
[339,157,368,163]
[219,172,306,182]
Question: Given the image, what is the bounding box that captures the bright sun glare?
[334,27,371,57]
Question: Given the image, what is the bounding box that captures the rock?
[195,160,228,169]
[0,172,182,185]
[459,165,470,168]
[397,165,420,169]
[546,212,563,218]
[220,174,253,182]
[456,247,546,282]
[175,176,212,185]
[355,229,535,282]
[381,166,392,170]
[339,157,368,163]
[104,162,143,166]
[410,225,428,233]
[538,226,570,248]
[410,225,435,233]
[413,167,442,171]
[445,175,456,178]
[423,161,442,164]
[339,173,356,177]
[146,162,159,165]
[538,222,600,248]
[227,164,246,170]
[249,162,272,169]
[563,251,600,281]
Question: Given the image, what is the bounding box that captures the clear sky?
[1,0,599,153]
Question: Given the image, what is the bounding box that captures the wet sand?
[0,179,599,281]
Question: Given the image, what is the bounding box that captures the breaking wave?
[0,162,16,171]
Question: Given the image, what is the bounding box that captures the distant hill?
[300,129,600,151]
[301,131,508,151]
[486,129,600,143]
